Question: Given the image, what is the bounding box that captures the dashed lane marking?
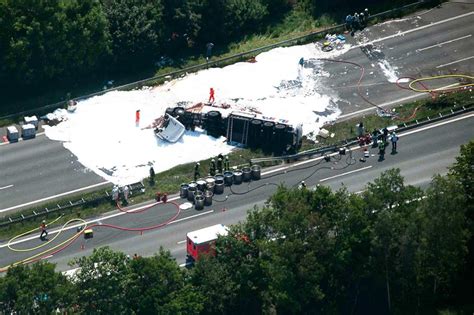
[350,11,474,50]
[436,55,474,68]
[416,34,472,52]
[320,166,373,182]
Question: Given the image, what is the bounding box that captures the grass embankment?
[2,90,472,240]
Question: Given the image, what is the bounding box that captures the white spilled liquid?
[45,41,354,184]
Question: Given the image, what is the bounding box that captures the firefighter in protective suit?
[209,159,216,176]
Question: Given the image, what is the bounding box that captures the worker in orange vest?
[135,110,141,126]
[209,88,215,103]
[39,220,48,240]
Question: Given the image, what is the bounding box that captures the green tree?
[70,247,130,313]
[125,248,203,314]
[448,140,474,306]
[100,0,165,68]
[415,175,470,308]
[208,185,374,314]
[191,255,239,314]
[364,169,424,312]
[223,0,268,38]
[449,141,474,204]
[0,262,73,314]
[0,0,110,86]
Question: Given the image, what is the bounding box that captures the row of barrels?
[247,119,294,153]
[180,165,262,210]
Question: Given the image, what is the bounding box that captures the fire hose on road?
[1,201,181,272]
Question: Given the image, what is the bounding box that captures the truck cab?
[186,224,229,261]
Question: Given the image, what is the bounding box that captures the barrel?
[214,174,224,185]
[251,165,261,180]
[180,183,189,199]
[214,182,224,195]
[194,190,203,200]
[242,166,252,182]
[194,195,205,210]
[224,171,234,186]
[205,176,215,192]
[273,124,287,153]
[262,121,275,152]
[196,179,207,191]
[233,170,243,185]
[204,190,213,206]
[187,182,197,202]
[248,119,262,148]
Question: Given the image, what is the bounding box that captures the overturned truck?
[157,105,303,154]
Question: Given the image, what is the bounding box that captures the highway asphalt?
[1,113,472,272]
[0,136,108,215]
[0,2,472,215]
[324,2,473,119]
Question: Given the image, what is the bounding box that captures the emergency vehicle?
[186,224,229,261]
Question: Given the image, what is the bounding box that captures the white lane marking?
[177,240,186,244]
[3,114,472,248]
[0,181,110,213]
[0,132,46,146]
[417,34,472,52]
[351,11,474,50]
[261,166,288,176]
[399,113,474,137]
[169,210,214,225]
[337,83,460,120]
[436,55,474,68]
[320,166,373,183]
[0,185,14,190]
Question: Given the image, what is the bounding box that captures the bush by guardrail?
[0,0,427,121]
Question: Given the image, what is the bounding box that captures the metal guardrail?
[0,0,426,121]
[0,182,145,228]
[251,103,473,164]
